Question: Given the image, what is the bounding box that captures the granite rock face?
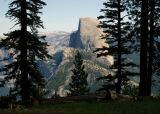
[69,17,107,51]
[0,18,113,97]
[44,18,113,97]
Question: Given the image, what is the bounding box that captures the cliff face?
[0,18,113,97]
[69,18,107,51]
[0,18,113,96]
[46,48,112,97]
[1,17,159,96]
[45,18,113,97]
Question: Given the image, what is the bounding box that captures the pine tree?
[138,0,149,96]
[0,0,50,104]
[126,0,160,96]
[151,0,160,94]
[69,51,89,96]
[95,0,138,94]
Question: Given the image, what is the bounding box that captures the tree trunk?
[147,0,155,95]
[139,0,149,96]
[116,0,122,94]
[20,0,30,103]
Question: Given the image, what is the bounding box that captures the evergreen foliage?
[69,51,89,96]
[95,0,138,94]
[0,0,50,104]
[126,0,160,96]
[138,0,149,96]
[151,0,160,85]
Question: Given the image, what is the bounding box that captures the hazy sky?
[0,0,104,36]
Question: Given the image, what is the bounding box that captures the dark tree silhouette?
[95,0,138,94]
[69,51,89,96]
[138,0,149,96]
[150,0,160,94]
[0,0,50,104]
[126,0,160,96]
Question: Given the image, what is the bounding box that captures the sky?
[0,0,104,36]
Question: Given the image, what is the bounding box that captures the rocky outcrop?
[69,17,107,51]
[38,18,114,97]
[46,48,112,97]
[0,17,113,97]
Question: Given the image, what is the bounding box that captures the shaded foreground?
[0,100,160,114]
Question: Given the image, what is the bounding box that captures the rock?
[69,17,107,51]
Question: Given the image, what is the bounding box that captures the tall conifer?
[95,0,137,94]
[69,51,89,96]
[126,0,160,96]
[0,0,50,104]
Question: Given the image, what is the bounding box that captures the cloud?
[0,16,15,36]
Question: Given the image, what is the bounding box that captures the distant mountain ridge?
[0,17,160,96]
[41,17,159,96]
[37,17,113,96]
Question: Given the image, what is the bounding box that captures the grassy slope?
[1,100,160,114]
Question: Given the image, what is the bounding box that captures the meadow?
[0,99,160,114]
